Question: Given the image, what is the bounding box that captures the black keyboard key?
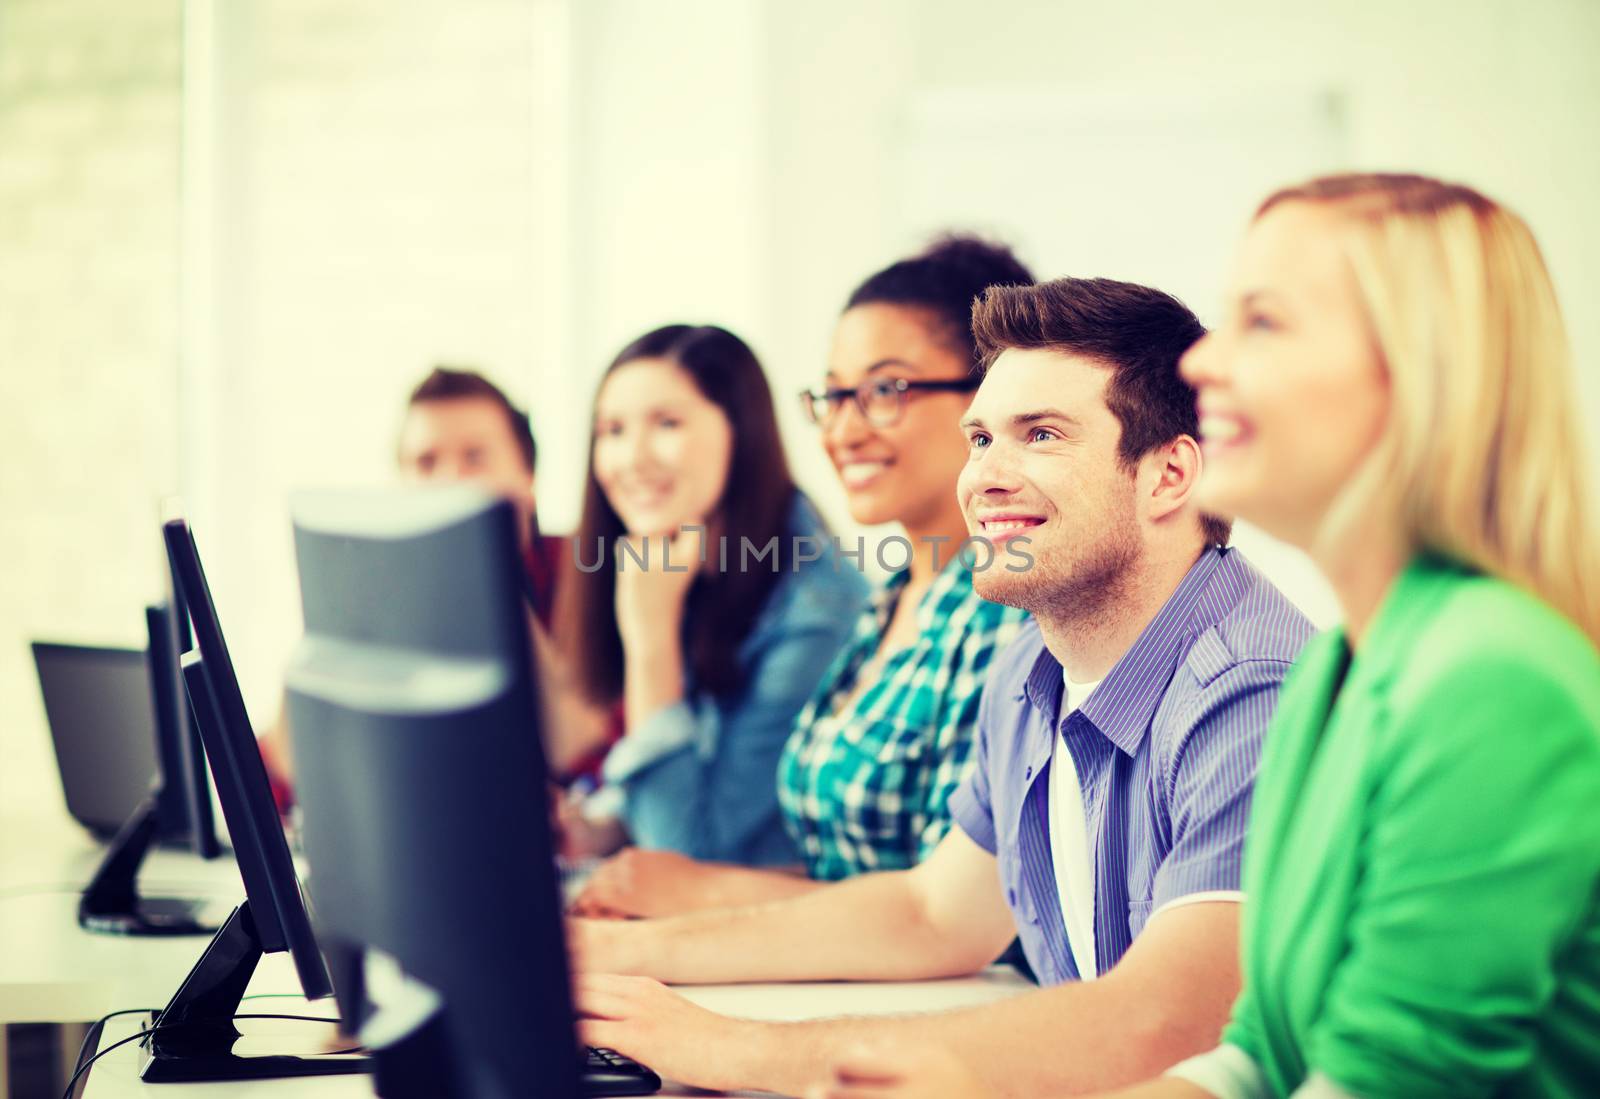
[580,1045,661,1096]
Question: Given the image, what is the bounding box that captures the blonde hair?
[1258,173,1599,644]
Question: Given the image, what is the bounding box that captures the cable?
[61,1030,154,1099]
[60,1009,361,1099]
[64,1009,159,1099]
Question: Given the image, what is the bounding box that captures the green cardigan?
[1222,555,1600,1097]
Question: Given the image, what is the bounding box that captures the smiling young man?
[571,277,1315,1098]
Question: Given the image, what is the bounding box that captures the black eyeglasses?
[799,376,979,428]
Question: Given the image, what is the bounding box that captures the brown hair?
[406,366,537,472]
[971,278,1232,547]
[558,325,798,703]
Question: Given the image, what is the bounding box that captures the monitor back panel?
[32,642,159,837]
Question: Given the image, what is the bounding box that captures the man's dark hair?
[971,278,1232,547]
[408,366,537,472]
[846,234,1035,371]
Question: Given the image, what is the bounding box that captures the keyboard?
[582,1046,661,1096]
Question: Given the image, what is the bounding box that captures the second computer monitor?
[144,516,368,1082]
[285,486,582,1099]
[162,516,331,992]
[33,640,165,839]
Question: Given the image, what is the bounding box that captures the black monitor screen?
[32,642,160,838]
[151,579,223,858]
[162,517,332,1000]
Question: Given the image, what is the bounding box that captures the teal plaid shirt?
[777,557,1029,880]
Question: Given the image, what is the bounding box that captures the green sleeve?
[1307,653,1600,1097]
[1220,636,1341,1075]
[1220,979,1267,1069]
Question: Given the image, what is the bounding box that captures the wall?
[184,0,564,716]
[573,0,1600,622]
[0,0,565,820]
[0,0,182,821]
[761,0,1600,458]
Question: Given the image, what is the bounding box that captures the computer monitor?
[151,558,224,861]
[34,606,223,936]
[284,487,659,1099]
[140,515,368,1083]
[33,640,167,840]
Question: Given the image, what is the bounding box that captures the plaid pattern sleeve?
[777,558,1029,880]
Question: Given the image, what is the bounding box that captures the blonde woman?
[814,174,1600,1098]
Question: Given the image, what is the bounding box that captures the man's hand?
[570,848,711,918]
[576,974,767,1093]
[807,1043,996,1099]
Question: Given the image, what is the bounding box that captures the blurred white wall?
[571,0,1600,623]
[3,0,1598,823]
[0,0,183,824]
[181,0,567,721]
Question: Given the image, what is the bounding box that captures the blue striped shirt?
[950,547,1314,985]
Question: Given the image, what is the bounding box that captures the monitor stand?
[139,900,371,1082]
[78,793,218,936]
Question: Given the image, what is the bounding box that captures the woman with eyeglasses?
[571,237,1034,918]
[810,176,1600,1098]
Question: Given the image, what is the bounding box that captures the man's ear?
[1144,435,1202,525]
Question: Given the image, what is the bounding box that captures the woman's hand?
[569,847,717,919]
[550,785,628,860]
[615,526,704,729]
[613,527,705,650]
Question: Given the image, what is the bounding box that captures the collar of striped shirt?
[949,546,1316,984]
[1022,546,1230,756]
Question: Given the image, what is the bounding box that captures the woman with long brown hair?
[554,323,867,866]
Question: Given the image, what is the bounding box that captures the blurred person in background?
[550,324,867,866]
[396,366,564,627]
[258,366,581,799]
[571,236,1034,917]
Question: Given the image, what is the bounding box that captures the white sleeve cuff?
[1289,1072,1365,1099]
[1151,890,1246,920]
[578,783,626,823]
[1165,1043,1271,1099]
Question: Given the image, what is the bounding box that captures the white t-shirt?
[1049,669,1102,980]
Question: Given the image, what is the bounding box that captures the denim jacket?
[601,493,869,865]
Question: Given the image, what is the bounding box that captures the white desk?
[0,804,253,1023]
[80,970,1031,1098]
[2,807,1033,1098]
